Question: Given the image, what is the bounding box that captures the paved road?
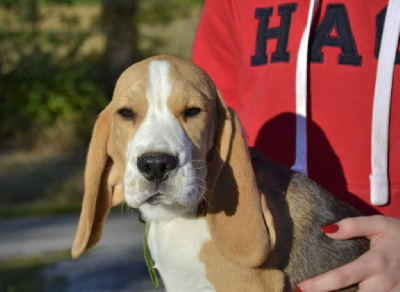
[0,211,163,291]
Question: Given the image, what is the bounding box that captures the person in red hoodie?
[192,0,400,290]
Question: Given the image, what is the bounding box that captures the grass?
[0,149,85,219]
[1,264,46,292]
[0,250,70,292]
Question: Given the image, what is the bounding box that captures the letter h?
[251,4,297,66]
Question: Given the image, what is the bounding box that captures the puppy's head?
[72,55,273,268]
[118,56,217,221]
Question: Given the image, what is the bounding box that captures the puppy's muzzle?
[137,153,178,184]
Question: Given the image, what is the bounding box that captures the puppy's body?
[252,150,368,290]
[147,150,368,292]
[72,55,369,291]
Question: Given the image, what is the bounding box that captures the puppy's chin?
[139,202,197,222]
[124,182,203,222]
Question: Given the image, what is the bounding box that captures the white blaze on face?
[124,60,199,221]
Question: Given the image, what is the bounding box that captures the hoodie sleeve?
[192,0,240,111]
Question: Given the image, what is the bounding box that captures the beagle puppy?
[71,55,369,291]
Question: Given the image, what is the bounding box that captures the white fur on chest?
[147,216,215,292]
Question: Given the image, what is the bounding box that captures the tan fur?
[204,93,274,268]
[200,240,284,292]
[72,55,368,291]
[166,57,218,173]
[71,104,123,258]
[72,59,151,258]
[199,95,284,291]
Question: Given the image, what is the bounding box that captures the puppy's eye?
[118,108,135,119]
[184,107,201,118]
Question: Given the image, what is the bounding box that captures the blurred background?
[0,0,203,290]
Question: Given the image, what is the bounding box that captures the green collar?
[143,222,160,288]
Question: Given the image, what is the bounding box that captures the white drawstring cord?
[370,0,400,206]
[292,0,320,176]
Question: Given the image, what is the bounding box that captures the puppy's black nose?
[137,153,178,183]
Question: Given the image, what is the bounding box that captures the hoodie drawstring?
[292,0,320,176]
[370,0,400,206]
[294,0,399,207]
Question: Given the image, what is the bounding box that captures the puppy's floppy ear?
[205,92,275,268]
[71,103,124,259]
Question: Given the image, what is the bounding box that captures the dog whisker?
[196,183,212,193]
[177,146,194,153]
[189,176,207,183]
[193,163,212,170]
[199,190,212,209]
[119,202,136,218]
[119,202,127,216]
[192,161,210,166]
[120,201,126,211]
[128,205,136,216]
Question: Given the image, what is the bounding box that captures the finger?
[297,252,375,292]
[321,215,388,240]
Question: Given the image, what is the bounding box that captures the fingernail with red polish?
[321,223,339,233]
[293,286,303,292]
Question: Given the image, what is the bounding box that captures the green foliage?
[0,264,46,292]
[0,1,107,149]
[0,0,101,6]
[137,0,204,25]
[0,250,70,292]
[0,0,202,149]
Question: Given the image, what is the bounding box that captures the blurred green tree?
[103,0,138,99]
[0,0,107,149]
[0,0,202,150]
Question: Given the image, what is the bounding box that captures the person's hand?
[295,215,400,292]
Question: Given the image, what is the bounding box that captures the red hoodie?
[192,0,400,217]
